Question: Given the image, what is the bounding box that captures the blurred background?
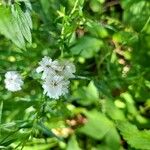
[0,0,150,149]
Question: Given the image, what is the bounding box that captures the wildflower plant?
[36,56,75,99]
[4,71,23,92]
[0,0,150,149]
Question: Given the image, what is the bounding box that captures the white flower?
[4,71,23,92]
[36,56,76,99]
[42,76,70,99]
[36,56,62,79]
[58,60,76,79]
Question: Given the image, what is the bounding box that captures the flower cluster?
[3,56,76,99]
[36,56,76,99]
[4,71,23,92]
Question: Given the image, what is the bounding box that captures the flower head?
[4,71,23,92]
[36,56,62,79]
[36,56,76,99]
[42,75,70,99]
[58,60,76,79]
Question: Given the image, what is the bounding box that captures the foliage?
[0,0,150,149]
[117,121,150,150]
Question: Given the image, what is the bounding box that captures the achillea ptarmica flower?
[58,60,76,79]
[36,56,62,79]
[42,76,70,99]
[4,71,23,92]
[36,56,76,99]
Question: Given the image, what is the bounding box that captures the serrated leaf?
[117,121,150,150]
[79,110,113,139]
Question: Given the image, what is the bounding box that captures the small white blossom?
[36,56,62,79]
[4,71,23,92]
[36,56,76,99]
[42,76,70,99]
[57,60,76,79]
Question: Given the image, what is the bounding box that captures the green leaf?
[117,121,150,150]
[23,138,57,150]
[70,36,103,58]
[0,1,32,49]
[0,129,29,147]
[103,99,126,121]
[113,31,138,45]
[104,128,121,150]
[79,110,113,139]
[12,4,32,43]
[121,0,150,32]
[87,81,99,100]
[121,92,138,116]
[86,21,108,38]
[0,5,25,49]
[67,135,81,150]
[73,81,99,106]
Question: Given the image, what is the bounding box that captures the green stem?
[141,16,150,32]
[0,101,3,124]
[70,0,79,16]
